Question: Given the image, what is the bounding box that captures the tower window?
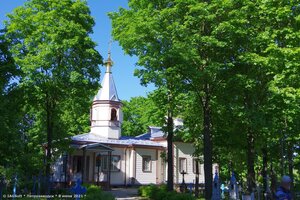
[111,108,117,121]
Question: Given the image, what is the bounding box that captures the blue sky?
[0,0,155,100]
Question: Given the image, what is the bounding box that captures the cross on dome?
[104,40,113,73]
[93,43,120,102]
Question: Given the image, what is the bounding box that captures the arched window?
[111,108,117,121]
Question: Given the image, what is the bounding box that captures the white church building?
[52,53,208,188]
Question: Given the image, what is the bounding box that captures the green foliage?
[5,0,102,138]
[83,185,115,200]
[122,95,165,136]
[0,28,26,179]
[110,0,300,194]
[138,184,196,200]
[3,0,102,179]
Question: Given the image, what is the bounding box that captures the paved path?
[108,188,146,200]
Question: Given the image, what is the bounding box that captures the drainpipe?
[134,147,136,184]
[124,146,128,186]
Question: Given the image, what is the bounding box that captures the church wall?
[135,148,157,184]
[156,149,165,184]
[109,147,126,185]
[53,143,216,186]
[173,142,219,186]
[173,142,205,184]
[155,141,168,183]
[127,148,136,185]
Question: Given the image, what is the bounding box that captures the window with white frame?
[96,155,120,172]
[193,158,201,174]
[179,158,187,173]
[111,155,120,171]
[142,156,152,172]
[101,155,109,171]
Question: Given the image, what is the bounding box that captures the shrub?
[138,184,158,198]
[138,184,196,200]
[83,185,115,200]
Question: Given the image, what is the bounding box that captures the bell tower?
[90,50,123,139]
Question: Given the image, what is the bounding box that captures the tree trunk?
[45,93,53,195]
[262,148,268,200]
[202,83,213,200]
[195,160,199,197]
[167,110,174,191]
[270,162,277,197]
[246,128,255,193]
[244,90,256,194]
[280,131,286,176]
[287,142,294,196]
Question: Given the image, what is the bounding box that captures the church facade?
[51,53,208,187]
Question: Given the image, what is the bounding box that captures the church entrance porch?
[69,142,114,189]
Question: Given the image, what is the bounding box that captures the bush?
[138,184,196,200]
[138,184,159,198]
[83,185,115,200]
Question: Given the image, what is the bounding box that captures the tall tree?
[0,28,23,179]
[110,0,185,191]
[260,0,300,191]
[5,0,102,191]
[110,0,300,198]
[213,0,300,193]
[109,1,230,197]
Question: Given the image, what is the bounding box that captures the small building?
[52,53,208,187]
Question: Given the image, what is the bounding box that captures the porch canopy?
[71,142,114,189]
[72,142,114,152]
